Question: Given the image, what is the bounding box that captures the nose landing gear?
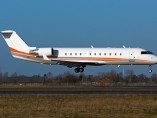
[149,65,152,73]
[149,69,152,73]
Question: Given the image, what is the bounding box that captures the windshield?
[141,51,154,54]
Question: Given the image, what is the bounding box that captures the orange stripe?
[9,47,152,62]
[9,47,38,57]
[47,56,150,62]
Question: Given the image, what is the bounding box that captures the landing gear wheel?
[149,65,152,73]
[74,68,84,73]
[149,69,152,73]
[74,68,79,73]
[79,68,84,72]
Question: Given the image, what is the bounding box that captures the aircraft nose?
[154,56,157,64]
[151,55,157,64]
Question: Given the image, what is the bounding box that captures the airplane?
[1,30,157,73]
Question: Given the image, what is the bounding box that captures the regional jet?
[1,30,157,73]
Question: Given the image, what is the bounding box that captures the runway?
[0,87,157,94]
[0,90,157,95]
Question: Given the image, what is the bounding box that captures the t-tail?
[1,30,53,61]
[1,30,37,59]
[1,30,29,50]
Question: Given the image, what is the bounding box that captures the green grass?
[0,95,156,118]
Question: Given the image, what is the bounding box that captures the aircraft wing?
[52,59,105,68]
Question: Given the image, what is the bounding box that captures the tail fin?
[1,30,29,51]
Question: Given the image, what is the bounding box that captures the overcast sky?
[0,0,157,76]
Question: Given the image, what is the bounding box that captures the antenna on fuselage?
[91,45,94,48]
[123,45,126,48]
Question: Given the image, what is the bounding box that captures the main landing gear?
[74,68,84,73]
[149,65,152,73]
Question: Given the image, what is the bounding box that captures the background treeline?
[0,70,157,85]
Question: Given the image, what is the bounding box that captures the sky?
[0,0,157,76]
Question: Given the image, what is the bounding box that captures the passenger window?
[65,53,67,56]
[75,53,77,55]
[110,53,111,56]
[99,53,101,56]
[115,53,117,56]
[94,53,96,56]
[70,53,72,56]
[104,53,106,56]
[120,53,122,56]
[80,53,82,56]
[89,53,92,56]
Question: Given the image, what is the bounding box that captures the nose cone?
[152,56,157,64]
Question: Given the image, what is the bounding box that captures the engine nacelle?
[29,48,53,56]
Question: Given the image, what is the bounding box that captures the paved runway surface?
[0,91,157,95]
[0,87,157,94]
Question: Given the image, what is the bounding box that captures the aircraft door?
[129,52,135,62]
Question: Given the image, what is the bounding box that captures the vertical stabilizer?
[1,30,29,51]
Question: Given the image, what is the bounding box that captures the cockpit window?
[141,51,154,54]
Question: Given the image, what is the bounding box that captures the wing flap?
[51,59,106,67]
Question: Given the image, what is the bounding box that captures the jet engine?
[29,48,53,56]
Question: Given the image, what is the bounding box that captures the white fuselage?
[12,47,157,66]
[1,30,157,73]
